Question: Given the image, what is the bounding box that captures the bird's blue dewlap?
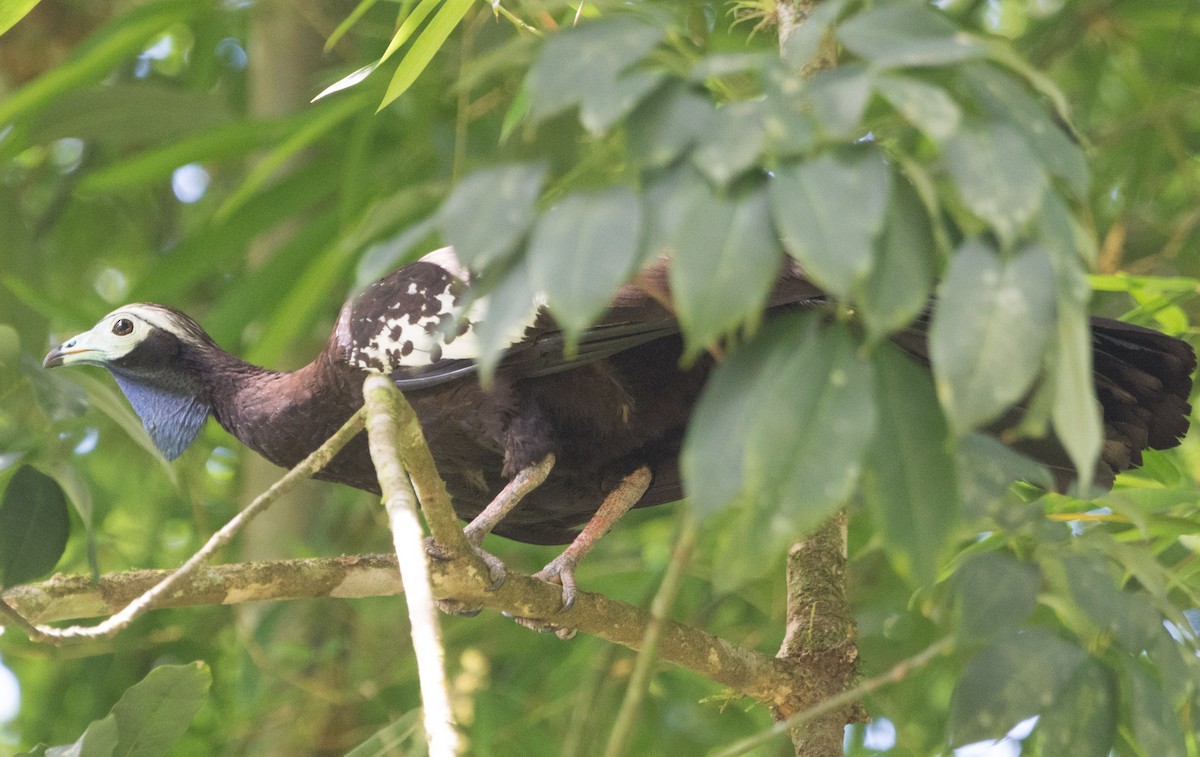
[111,372,210,460]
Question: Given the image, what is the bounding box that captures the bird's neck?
[200,347,363,470]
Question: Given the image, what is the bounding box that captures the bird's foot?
[423,535,507,591]
[505,612,577,640]
[531,552,579,611]
[423,536,508,618]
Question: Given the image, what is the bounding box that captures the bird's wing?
[333,248,826,389]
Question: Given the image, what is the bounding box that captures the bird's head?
[44,304,218,460]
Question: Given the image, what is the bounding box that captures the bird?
[42,247,1195,609]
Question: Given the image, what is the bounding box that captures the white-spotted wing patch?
[347,262,483,374]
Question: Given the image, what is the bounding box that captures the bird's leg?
[426,454,555,618]
[464,453,555,547]
[532,465,652,612]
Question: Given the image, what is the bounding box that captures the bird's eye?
[112,318,134,336]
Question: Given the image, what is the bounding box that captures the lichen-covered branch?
[2,551,800,707]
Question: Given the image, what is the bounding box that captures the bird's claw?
[422,535,507,618]
[532,554,579,612]
[436,599,482,617]
[504,612,577,640]
[423,536,507,592]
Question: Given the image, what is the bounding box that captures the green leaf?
[859,179,936,342]
[527,187,642,344]
[685,316,874,530]
[669,181,781,358]
[929,242,1056,433]
[955,433,1051,519]
[470,257,539,382]
[807,65,873,137]
[345,709,424,757]
[948,629,1086,746]
[771,149,892,299]
[378,0,442,64]
[953,552,1039,640]
[436,163,546,269]
[217,94,366,220]
[837,4,986,68]
[325,0,381,52]
[1062,554,1162,653]
[863,344,958,586]
[109,663,212,757]
[31,84,232,148]
[1050,298,1100,491]
[943,122,1047,246]
[781,0,845,70]
[961,64,1088,196]
[55,714,119,757]
[692,100,767,187]
[526,17,663,123]
[0,0,41,38]
[876,74,961,143]
[379,0,474,109]
[626,83,713,169]
[1125,661,1187,757]
[1036,659,1116,757]
[579,69,666,135]
[0,465,70,588]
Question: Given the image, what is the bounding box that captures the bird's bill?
[43,329,107,369]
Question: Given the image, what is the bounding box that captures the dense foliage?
[1,0,1198,754]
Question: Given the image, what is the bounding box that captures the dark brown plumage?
[42,249,1195,571]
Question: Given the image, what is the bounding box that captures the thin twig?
[603,509,696,757]
[9,409,366,644]
[710,637,955,757]
[364,375,460,756]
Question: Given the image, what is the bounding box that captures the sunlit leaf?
[312,62,379,102]
[379,0,475,109]
[0,0,41,38]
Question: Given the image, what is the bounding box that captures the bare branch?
[364,375,461,756]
